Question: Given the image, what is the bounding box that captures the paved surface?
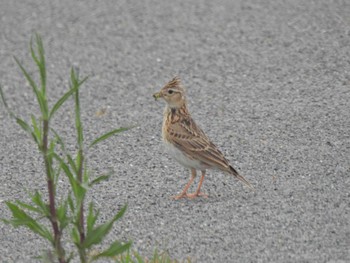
[1,0,350,262]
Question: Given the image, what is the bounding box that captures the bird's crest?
[163,76,185,93]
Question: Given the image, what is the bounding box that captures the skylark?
[153,77,253,200]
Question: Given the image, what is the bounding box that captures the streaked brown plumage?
[153,77,253,199]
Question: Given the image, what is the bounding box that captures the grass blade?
[31,115,42,145]
[1,86,41,146]
[89,127,131,148]
[50,128,66,152]
[15,116,41,145]
[50,84,79,120]
[31,191,50,217]
[30,34,46,95]
[83,204,127,249]
[83,161,89,185]
[53,153,85,201]
[92,241,132,260]
[0,85,9,109]
[16,117,32,134]
[61,161,82,200]
[36,34,46,95]
[14,56,38,92]
[134,251,145,263]
[15,200,42,214]
[89,174,111,187]
[0,85,17,120]
[67,194,75,213]
[50,66,87,121]
[14,56,48,120]
[67,153,77,174]
[30,37,40,69]
[71,68,84,149]
[71,226,80,246]
[87,203,99,234]
[57,200,69,231]
[4,202,53,243]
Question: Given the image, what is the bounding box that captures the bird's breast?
[162,139,205,169]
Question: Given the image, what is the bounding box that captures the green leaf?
[16,116,40,145]
[79,76,88,86]
[47,139,56,161]
[49,84,79,120]
[75,92,83,149]
[30,37,40,66]
[4,202,53,242]
[31,191,50,217]
[50,128,66,152]
[0,85,17,120]
[59,159,85,201]
[75,180,87,206]
[153,249,160,261]
[36,34,46,94]
[50,151,63,163]
[89,174,111,187]
[14,56,48,120]
[16,117,32,134]
[48,139,58,165]
[83,161,89,185]
[91,241,132,260]
[71,226,80,247]
[30,34,46,96]
[75,150,82,174]
[86,202,99,234]
[83,204,127,249]
[0,85,9,109]
[70,68,88,150]
[14,56,38,92]
[62,162,86,202]
[89,127,132,148]
[54,164,62,191]
[15,200,42,214]
[122,250,133,263]
[31,115,42,146]
[67,194,75,213]
[67,154,77,174]
[134,251,145,263]
[57,199,69,231]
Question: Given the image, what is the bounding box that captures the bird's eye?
[168,90,174,94]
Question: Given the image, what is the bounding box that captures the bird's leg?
[172,168,196,200]
[187,170,208,199]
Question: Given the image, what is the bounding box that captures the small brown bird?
[153,77,253,200]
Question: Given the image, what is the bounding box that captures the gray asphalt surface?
[1,0,350,262]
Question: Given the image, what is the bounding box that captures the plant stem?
[78,151,85,243]
[43,119,66,263]
[77,149,86,262]
[74,85,86,262]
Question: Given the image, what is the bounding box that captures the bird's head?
[153,77,186,109]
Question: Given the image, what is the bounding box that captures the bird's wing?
[166,115,254,189]
[166,116,232,171]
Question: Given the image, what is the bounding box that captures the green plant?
[0,34,131,263]
[115,249,192,263]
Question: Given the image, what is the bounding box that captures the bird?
[153,76,254,200]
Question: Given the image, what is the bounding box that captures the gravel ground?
[0,0,349,262]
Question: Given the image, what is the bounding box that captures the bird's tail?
[229,165,254,190]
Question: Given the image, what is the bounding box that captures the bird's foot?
[171,192,188,200]
[186,192,208,199]
[171,192,208,200]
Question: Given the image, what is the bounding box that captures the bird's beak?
[153,91,162,100]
